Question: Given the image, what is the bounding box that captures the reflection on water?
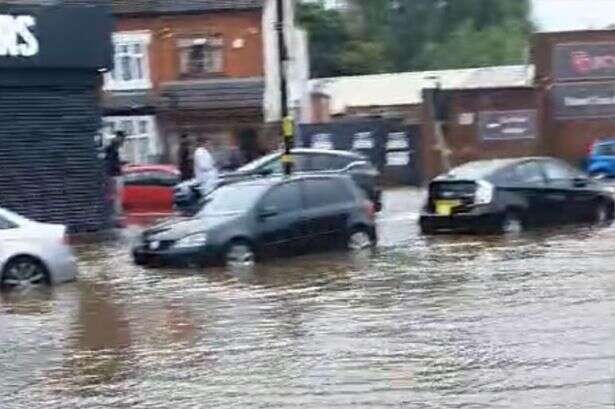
[1,203,614,408]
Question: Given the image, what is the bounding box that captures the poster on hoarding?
[554,42,615,81]
[386,151,410,166]
[311,133,334,150]
[551,82,615,119]
[386,131,409,150]
[478,110,537,140]
[352,131,374,150]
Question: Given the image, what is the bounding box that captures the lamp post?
[276,0,293,175]
[425,76,451,172]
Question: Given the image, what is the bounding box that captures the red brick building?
[102,0,310,167]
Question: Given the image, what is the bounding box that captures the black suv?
[174,148,382,213]
[134,174,377,267]
[420,157,615,234]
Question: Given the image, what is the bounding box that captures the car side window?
[303,179,351,208]
[309,154,347,171]
[595,143,615,156]
[292,154,312,172]
[514,162,545,184]
[261,158,284,174]
[542,161,577,181]
[260,182,302,214]
[0,216,16,230]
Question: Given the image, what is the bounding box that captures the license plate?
[435,200,460,216]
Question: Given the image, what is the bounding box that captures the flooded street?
[1,188,614,408]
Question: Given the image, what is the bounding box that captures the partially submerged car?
[420,157,615,234]
[134,174,377,267]
[0,208,78,290]
[173,148,382,214]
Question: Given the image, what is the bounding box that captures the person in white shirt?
[193,135,219,197]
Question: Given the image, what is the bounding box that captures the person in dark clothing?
[105,131,126,218]
[178,134,193,181]
[105,131,125,177]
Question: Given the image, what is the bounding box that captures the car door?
[542,159,595,223]
[300,178,352,252]
[500,161,551,227]
[255,181,304,258]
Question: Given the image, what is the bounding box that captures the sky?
[533,0,615,31]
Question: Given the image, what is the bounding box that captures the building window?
[178,36,224,77]
[105,32,152,90]
[102,116,159,165]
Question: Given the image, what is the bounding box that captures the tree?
[297,0,532,76]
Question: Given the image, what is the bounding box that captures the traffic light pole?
[276,0,293,175]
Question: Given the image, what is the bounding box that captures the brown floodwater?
[1,189,614,408]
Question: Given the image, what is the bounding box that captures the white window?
[104,31,152,90]
[102,116,159,165]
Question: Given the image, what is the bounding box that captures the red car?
[122,165,180,215]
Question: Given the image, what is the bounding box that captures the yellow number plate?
[435,200,460,216]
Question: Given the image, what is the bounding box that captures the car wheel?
[593,201,612,226]
[1,256,49,291]
[500,212,524,235]
[225,241,256,267]
[347,227,374,250]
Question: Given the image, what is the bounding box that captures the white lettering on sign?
[0,15,39,57]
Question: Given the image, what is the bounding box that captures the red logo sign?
[570,50,615,74]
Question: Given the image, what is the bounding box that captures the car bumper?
[132,244,220,267]
[47,251,79,284]
[419,211,503,234]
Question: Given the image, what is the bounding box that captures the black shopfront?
[0,4,113,232]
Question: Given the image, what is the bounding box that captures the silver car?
[0,208,78,290]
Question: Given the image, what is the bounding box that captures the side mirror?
[259,205,278,219]
[574,176,589,187]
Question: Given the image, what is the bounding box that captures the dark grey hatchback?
[420,157,615,234]
[133,174,377,267]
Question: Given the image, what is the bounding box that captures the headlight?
[173,233,207,249]
[475,180,494,205]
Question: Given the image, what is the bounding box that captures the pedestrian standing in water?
[193,135,219,197]
[105,130,126,219]
[178,134,193,181]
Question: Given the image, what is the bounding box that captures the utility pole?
[276,0,293,175]
[426,77,451,172]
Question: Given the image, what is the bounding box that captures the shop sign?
[0,15,39,57]
[0,5,112,69]
[554,42,615,81]
[552,82,615,119]
[478,110,537,140]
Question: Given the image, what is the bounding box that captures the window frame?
[177,35,225,78]
[104,31,152,91]
[102,116,159,165]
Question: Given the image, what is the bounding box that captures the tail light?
[363,199,376,221]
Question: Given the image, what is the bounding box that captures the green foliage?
[297,0,532,77]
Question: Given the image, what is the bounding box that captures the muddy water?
[1,190,614,408]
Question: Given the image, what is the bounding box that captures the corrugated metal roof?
[112,0,263,15]
[310,65,535,115]
[158,77,264,111]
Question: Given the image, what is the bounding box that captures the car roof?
[438,157,555,180]
[290,148,366,160]
[123,164,180,174]
[223,173,350,189]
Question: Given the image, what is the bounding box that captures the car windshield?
[593,143,615,156]
[237,152,281,172]
[196,184,269,216]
